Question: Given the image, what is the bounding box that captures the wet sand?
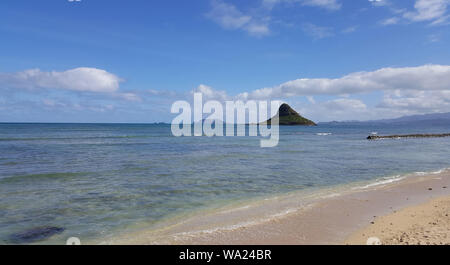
[111,170,450,245]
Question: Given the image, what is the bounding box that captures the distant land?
[320,112,450,126]
[178,110,450,126]
[3,111,449,126]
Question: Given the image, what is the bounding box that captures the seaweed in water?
[8,226,65,244]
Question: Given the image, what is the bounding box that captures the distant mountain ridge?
[321,112,450,125]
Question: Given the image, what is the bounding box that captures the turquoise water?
[0,123,450,244]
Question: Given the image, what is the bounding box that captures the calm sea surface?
[1,123,450,244]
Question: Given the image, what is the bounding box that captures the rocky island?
[262,103,316,126]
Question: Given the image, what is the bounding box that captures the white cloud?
[302,23,334,39]
[192,84,229,101]
[0,67,144,105]
[206,0,270,36]
[301,0,341,10]
[264,0,341,10]
[148,89,179,98]
[403,0,450,25]
[378,90,450,113]
[296,98,369,121]
[369,0,389,7]
[13,64,448,121]
[162,64,450,121]
[41,98,116,113]
[380,17,399,25]
[239,65,450,100]
[207,0,341,37]
[224,64,450,120]
[245,22,271,36]
[379,0,450,26]
[262,0,281,10]
[185,64,450,121]
[323,98,367,111]
[428,33,441,42]
[207,0,251,29]
[342,26,358,33]
[114,92,142,102]
[306,96,316,104]
[0,67,122,93]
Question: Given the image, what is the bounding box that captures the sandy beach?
[111,169,450,245]
[346,196,450,245]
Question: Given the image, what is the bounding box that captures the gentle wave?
[170,207,304,239]
[352,167,450,190]
[352,175,405,190]
[415,168,447,176]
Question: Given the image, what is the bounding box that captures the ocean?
[0,123,449,244]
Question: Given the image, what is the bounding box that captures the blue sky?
[1,0,450,123]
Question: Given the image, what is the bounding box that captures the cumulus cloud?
[322,98,367,111]
[296,98,370,121]
[378,90,450,113]
[0,67,122,93]
[0,66,143,113]
[183,64,450,120]
[5,64,450,121]
[238,65,450,100]
[203,64,450,120]
[192,84,229,101]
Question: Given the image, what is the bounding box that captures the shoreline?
[107,168,450,245]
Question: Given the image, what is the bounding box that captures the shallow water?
[0,123,449,244]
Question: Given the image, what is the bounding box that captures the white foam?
[353,167,449,191]
[431,169,444,174]
[218,205,251,214]
[353,175,405,190]
[415,168,447,176]
[320,192,342,199]
[170,206,304,239]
